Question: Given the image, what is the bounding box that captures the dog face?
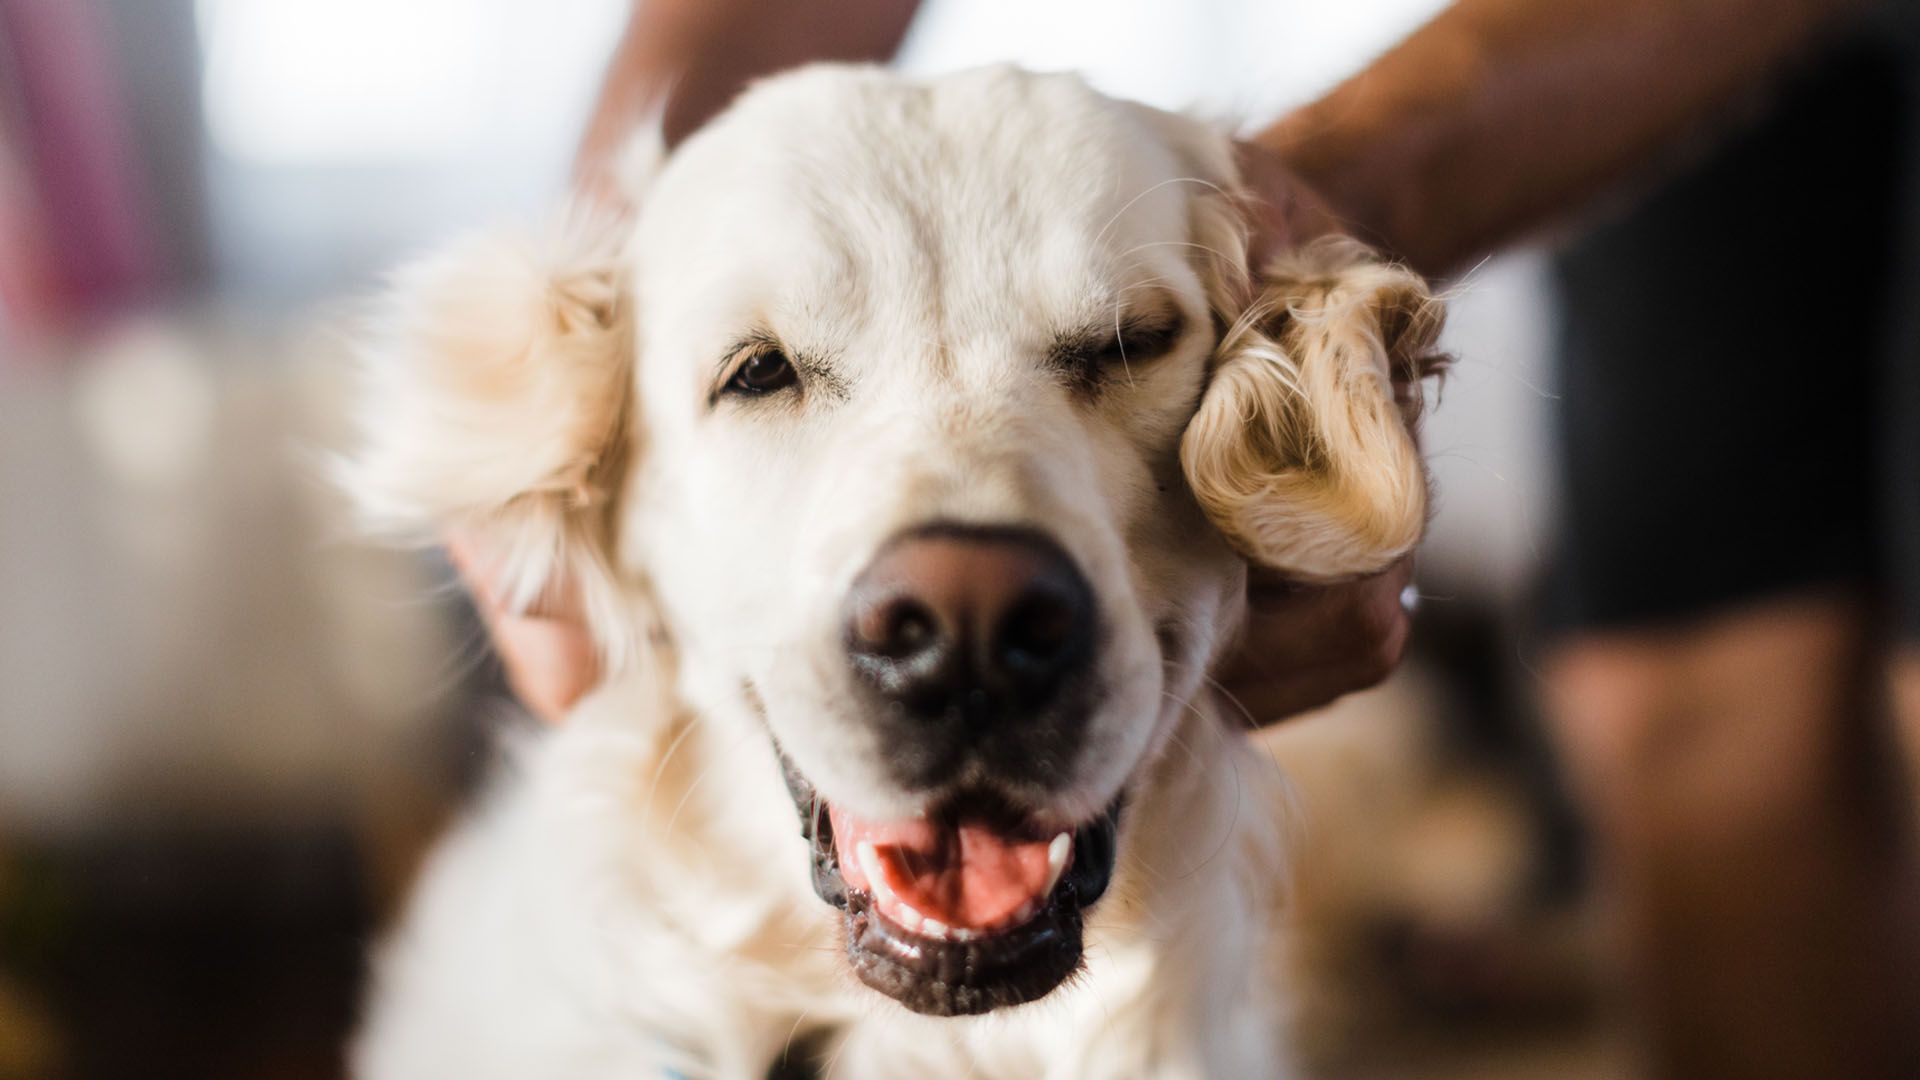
[344,65,1441,1017]
[627,68,1249,1013]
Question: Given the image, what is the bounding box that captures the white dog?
[342,64,1443,1079]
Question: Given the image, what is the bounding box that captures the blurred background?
[1,1,1629,1077]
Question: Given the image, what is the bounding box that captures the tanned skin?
[1254,0,1868,275]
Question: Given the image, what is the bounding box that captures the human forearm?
[1256,0,1867,276]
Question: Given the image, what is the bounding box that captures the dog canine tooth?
[921,916,950,940]
[1010,899,1038,927]
[1045,832,1071,894]
[893,901,924,933]
[857,842,892,903]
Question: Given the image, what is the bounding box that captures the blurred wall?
[194,0,626,314]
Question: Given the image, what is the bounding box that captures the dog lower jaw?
[780,755,1123,1017]
[838,807,1119,1017]
[844,879,1088,1017]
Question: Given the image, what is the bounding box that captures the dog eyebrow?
[712,330,776,378]
[1047,298,1190,395]
[1054,296,1189,358]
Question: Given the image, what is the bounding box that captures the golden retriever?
[341,64,1443,1078]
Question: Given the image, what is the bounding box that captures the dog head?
[343,65,1442,1017]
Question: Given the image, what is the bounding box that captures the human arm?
[1208,0,1868,724]
[1251,0,1868,276]
[574,0,922,199]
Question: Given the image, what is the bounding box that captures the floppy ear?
[1181,238,1447,584]
[336,209,637,663]
[1125,101,1447,582]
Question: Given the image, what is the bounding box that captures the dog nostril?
[881,601,940,659]
[854,597,942,661]
[997,590,1082,676]
[845,525,1095,722]
[991,567,1094,708]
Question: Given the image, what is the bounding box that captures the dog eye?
[1090,336,1134,367]
[1052,313,1188,391]
[1100,318,1185,365]
[726,348,799,395]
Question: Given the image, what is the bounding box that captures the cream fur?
[341,65,1443,1079]
[337,209,639,664]
[1181,242,1447,583]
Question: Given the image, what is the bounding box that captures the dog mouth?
[781,759,1120,1017]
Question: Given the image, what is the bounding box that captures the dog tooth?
[1044,832,1071,894]
[950,927,978,943]
[856,842,892,902]
[893,902,924,933]
[921,916,949,940]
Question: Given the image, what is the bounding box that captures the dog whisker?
[658,724,760,842]
[1197,669,1296,826]
[780,1007,819,1075]
[639,713,701,831]
[1093,175,1230,250]
[1150,689,1248,883]
[1111,237,1241,269]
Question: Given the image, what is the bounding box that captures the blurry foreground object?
[0,315,470,1078]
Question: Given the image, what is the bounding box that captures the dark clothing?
[1545,10,1920,639]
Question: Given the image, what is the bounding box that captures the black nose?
[844,524,1095,724]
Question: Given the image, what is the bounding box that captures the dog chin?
[778,755,1121,1017]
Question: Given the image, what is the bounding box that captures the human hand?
[445,532,598,726]
[1233,139,1347,265]
[1214,560,1416,726]
[1212,142,1421,725]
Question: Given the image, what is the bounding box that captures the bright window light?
[197,0,492,164]
[899,0,1449,119]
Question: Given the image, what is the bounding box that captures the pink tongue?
[829,806,1057,930]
